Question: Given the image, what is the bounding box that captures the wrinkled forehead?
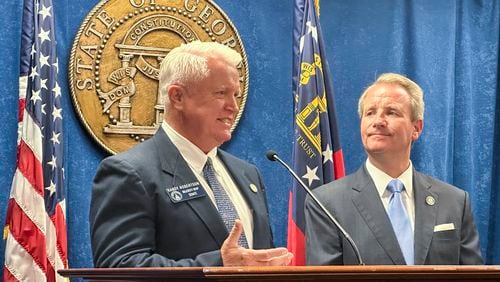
[363,83,411,107]
[188,58,240,91]
[207,57,238,73]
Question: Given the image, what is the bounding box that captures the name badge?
[165,181,206,203]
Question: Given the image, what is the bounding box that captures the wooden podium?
[59,265,500,281]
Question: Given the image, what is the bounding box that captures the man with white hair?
[90,41,293,267]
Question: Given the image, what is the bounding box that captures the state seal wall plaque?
[69,0,249,154]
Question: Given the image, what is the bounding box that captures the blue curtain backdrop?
[0,0,499,271]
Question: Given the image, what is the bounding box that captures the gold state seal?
[70,0,249,154]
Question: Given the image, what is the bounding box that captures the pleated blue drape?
[321,0,500,263]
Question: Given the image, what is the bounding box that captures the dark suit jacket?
[305,165,483,265]
[90,130,274,267]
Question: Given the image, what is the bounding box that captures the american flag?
[287,0,345,265]
[3,0,67,280]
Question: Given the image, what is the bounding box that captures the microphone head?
[266,150,278,161]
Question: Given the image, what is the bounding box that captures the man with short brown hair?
[306,73,482,265]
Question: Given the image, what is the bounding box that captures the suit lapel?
[351,166,407,265]
[153,131,228,247]
[413,170,437,265]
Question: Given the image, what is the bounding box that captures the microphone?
[266,150,364,265]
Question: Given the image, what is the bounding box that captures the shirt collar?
[161,122,217,175]
[365,158,413,198]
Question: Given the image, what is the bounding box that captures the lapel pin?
[249,183,258,193]
[426,196,436,206]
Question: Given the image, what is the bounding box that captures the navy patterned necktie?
[387,179,414,265]
[203,157,248,248]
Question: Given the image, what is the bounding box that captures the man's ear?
[412,119,424,141]
[167,85,185,110]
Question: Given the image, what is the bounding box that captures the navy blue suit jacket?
[305,165,483,265]
[90,130,274,267]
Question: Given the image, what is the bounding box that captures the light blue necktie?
[387,179,414,265]
[203,157,248,248]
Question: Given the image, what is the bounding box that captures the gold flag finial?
[3,225,9,240]
[314,0,320,16]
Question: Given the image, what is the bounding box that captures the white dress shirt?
[365,159,415,231]
[162,122,254,248]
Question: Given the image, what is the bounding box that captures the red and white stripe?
[3,75,67,282]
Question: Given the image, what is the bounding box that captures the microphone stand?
[267,150,364,265]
